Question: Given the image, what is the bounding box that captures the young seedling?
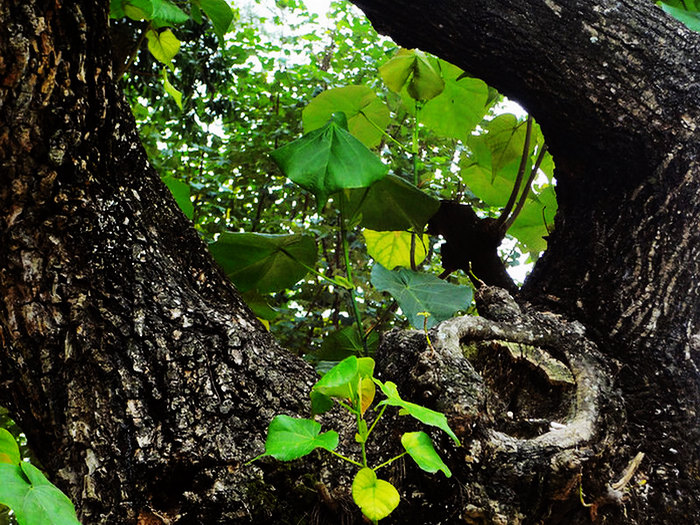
[248,356,460,523]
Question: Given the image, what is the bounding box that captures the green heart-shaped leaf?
[263,415,338,461]
[0,429,20,465]
[145,28,181,67]
[312,356,360,401]
[303,86,391,148]
[209,232,317,293]
[379,49,444,101]
[401,431,452,477]
[370,264,472,329]
[342,174,440,232]
[0,463,81,525]
[200,0,234,40]
[271,113,387,209]
[419,60,489,141]
[351,467,400,521]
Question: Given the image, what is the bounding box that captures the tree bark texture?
[0,1,319,522]
[0,0,698,523]
[350,0,700,522]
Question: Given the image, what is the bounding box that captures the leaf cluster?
[250,356,459,523]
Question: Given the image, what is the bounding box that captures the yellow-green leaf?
[359,377,376,415]
[364,230,428,269]
[146,28,180,67]
[352,468,400,521]
[162,68,183,109]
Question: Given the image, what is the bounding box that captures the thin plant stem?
[497,116,533,233]
[337,400,358,416]
[373,451,408,472]
[338,201,367,354]
[279,249,350,289]
[364,300,398,339]
[118,24,149,79]
[327,449,364,468]
[366,404,388,438]
[358,110,410,152]
[503,143,549,231]
[410,102,423,269]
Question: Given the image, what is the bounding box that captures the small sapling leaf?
[263,415,338,461]
[401,431,452,477]
[375,380,461,445]
[351,467,400,522]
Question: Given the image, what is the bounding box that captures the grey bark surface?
[0,0,698,523]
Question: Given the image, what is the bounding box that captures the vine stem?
[118,23,149,79]
[366,404,387,438]
[338,201,368,355]
[410,102,424,270]
[502,143,549,231]
[497,115,533,234]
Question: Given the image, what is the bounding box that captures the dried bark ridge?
[374,286,623,523]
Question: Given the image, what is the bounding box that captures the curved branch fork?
[376,287,622,521]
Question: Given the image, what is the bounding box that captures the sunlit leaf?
[380,49,444,101]
[312,355,361,401]
[359,377,376,415]
[460,134,527,207]
[145,28,181,67]
[363,230,428,270]
[161,68,183,109]
[271,113,388,209]
[263,415,338,461]
[209,232,316,293]
[419,60,489,141]
[370,264,472,329]
[509,184,557,254]
[303,86,391,148]
[401,431,452,477]
[484,113,530,178]
[351,468,400,521]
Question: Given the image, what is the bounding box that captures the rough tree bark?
[0,0,698,524]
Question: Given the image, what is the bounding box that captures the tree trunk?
[0,0,698,524]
